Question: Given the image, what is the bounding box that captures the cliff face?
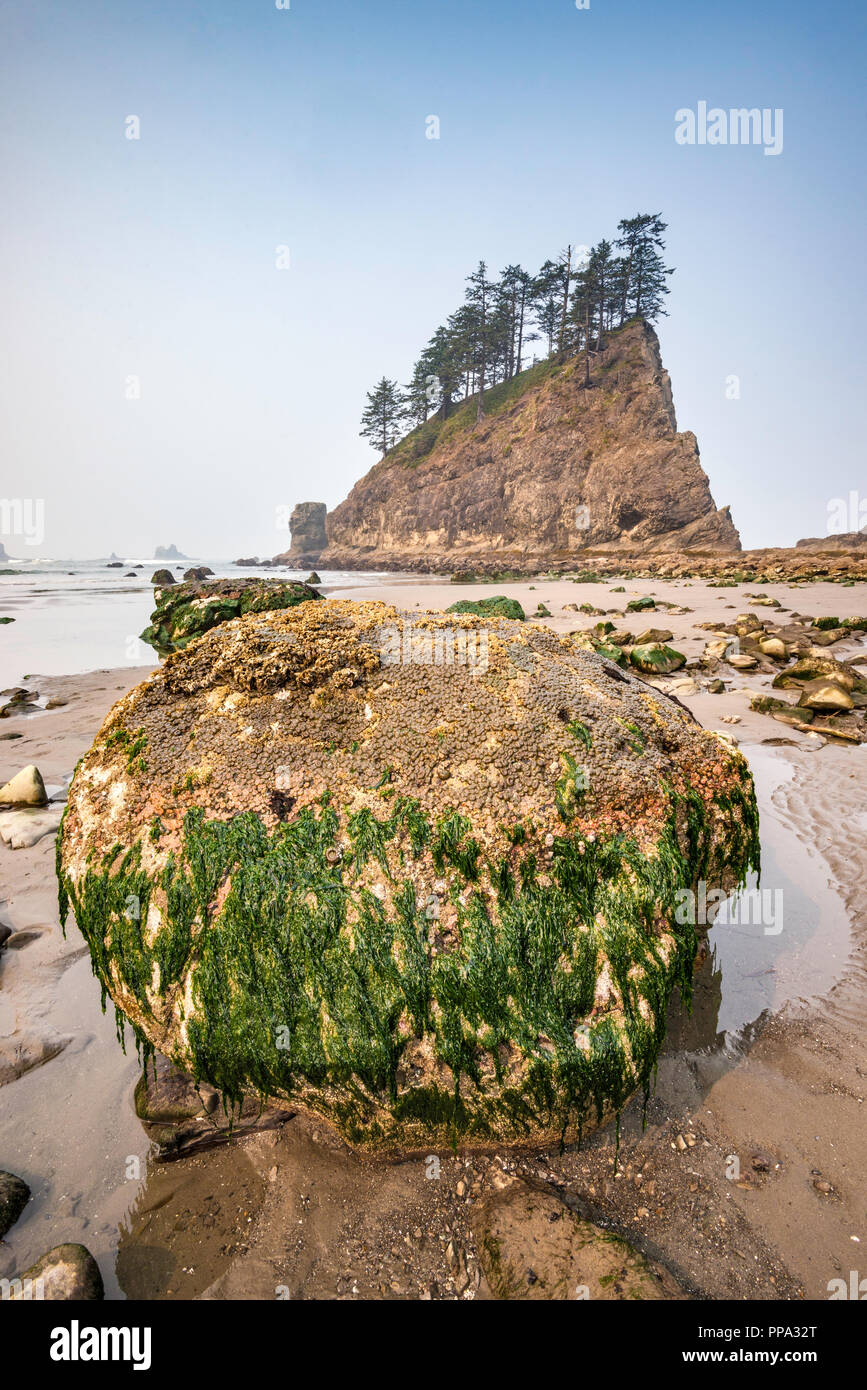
[318,320,739,569]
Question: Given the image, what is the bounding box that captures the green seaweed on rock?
[58,768,759,1153]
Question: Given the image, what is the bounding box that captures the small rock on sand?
[0,764,48,807]
[0,803,64,849]
[0,1171,30,1238]
[7,1244,104,1300]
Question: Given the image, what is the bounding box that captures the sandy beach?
[1,574,865,1300]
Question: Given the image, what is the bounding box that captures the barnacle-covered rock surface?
[58,600,759,1153]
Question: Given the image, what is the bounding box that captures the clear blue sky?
[2,0,865,556]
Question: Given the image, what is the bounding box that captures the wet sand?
[1,576,865,1299]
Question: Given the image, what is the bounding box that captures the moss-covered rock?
[58,600,758,1155]
[140,578,322,657]
[773,655,866,693]
[629,643,686,675]
[446,596,526,621]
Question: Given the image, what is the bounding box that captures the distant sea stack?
[319,320,739,572]
[154,543,188,561]
[274,502,327,564]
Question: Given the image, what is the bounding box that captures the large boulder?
[140,577,322,657]
[57,600,759,1155]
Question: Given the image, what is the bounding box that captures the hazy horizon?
[2,0,865,559]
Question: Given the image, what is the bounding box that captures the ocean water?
[0,559,401,686]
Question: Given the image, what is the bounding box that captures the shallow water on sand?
[0,560,416,685]
[0,740,852,1299]
[678,744,851,1050]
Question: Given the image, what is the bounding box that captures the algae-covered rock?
[8,1244,104,1300]
[773,654,865,693]
[140,577,322,657]
[57,600,758,1155]
[473,1179,684,1300]
[446,596,526,622]
[594,642,626,666]
[629,643,686,675]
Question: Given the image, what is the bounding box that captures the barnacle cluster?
[57,600,759,1153]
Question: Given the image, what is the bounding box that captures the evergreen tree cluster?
[360,213,673,455]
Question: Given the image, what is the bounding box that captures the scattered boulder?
[758,637,788,661]
[306,571,322,585]
[0,1171,30,1238]
[703,638,731,661]
[774,655,862,692]
[0,687,40,718]
[0,764,48,807]
[183,566,214,582]
[595,642,626,666]
[634,628,673,645]
[151,569,176,586]
[797,679,854,713]
[446,596,526,621]
[472,1179,685,1300]
[667,677,698,696]
[810,627,847,646]
[7,1244,103,1300]
[629,643,686,675]
[58,600,759,1154]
